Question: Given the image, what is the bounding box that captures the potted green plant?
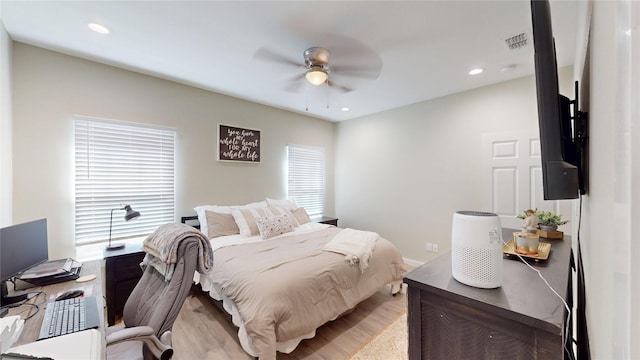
[517,209,568,230]
[536,211,569,231]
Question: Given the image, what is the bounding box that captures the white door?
[482,131,572,232]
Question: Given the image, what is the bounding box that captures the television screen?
[531,0,586,200]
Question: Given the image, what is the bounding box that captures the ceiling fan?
[302,47,331,86]
[254,44,382,93]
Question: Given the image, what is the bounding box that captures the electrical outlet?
[433,243,439,252]
[426,242,433,252]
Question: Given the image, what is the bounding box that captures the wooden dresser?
[404,228,573,360]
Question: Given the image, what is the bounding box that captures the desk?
[404,228,573,359]
[7,259,105,347]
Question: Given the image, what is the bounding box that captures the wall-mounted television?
[531,0,588,200]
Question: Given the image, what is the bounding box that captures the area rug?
[347,312,408,360]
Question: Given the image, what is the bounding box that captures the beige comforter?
[208,226,407,359]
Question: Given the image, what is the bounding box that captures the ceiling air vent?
[505,32,528,50]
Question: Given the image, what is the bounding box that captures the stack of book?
[0,315,24,353]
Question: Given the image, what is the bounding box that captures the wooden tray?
[503,238,551,261]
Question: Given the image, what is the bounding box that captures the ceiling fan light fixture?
[305,67,328,86]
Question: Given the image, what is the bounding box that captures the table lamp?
[106,204,141,251]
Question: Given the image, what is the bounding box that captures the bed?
[183,199,408,360]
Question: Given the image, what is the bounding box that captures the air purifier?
[451,211,503,288]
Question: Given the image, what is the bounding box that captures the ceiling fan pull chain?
[305,81,309,111]
[326,80,330,109]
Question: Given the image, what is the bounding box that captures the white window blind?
[74,118,175,245]
[287,145,325,216]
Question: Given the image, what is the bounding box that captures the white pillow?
[265,198,298,211]
[232,207,289,236]
[290,207,311,225]
[194,201,267,238]
[256,214,295,239]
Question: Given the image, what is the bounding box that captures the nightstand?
[313,216,339,227]
[104,243,145,325]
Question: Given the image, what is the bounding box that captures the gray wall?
[8,7,640,355]
[335,66,573,263]
[11,43,335,259]
[0,20,12,227]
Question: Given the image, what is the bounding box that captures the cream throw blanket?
[142,222,213,281]
[323,228,378,271]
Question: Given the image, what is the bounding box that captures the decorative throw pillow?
[256,215,295,239]
[194,201,267,236]
[194,205,232,239]
[272,207,300,227]
[205,210,239,239]
[290,207,311,225]
[232,207,288,236]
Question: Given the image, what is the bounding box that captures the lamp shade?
[123,205,140,221]
[305,67,328,86]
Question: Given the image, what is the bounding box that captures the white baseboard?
[403,257,424,268]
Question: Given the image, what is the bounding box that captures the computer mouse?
[55,289,84,301]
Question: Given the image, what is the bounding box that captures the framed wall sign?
[217,124,261,163]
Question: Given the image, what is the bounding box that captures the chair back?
[122,237,199,337]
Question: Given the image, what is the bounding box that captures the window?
[74,117,175,245]
[287,145,325,216]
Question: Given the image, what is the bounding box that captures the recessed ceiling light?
[501,64,517,73]
[341,107,350,112]
[88,23,110,35]
[468,68,484,76]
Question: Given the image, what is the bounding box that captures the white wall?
[629,2,640,355]
[585,1,639,358]
[335,66,574,262]
[10,8,640,355]
[0,19,12,227]
[11,43,335,260]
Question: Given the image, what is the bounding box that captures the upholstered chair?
[105,237,199,360]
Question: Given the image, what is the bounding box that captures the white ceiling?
[0,1,578,122]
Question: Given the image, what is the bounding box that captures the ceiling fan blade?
[253,47,300,67]
[284,82,305,93]
[318,33,383,79]
[283,73,306,92]
[331,64,382,80]
[327,80,353,93]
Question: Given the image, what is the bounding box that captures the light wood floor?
[170,285,407,359]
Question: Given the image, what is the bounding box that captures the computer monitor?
[1,218,49,306]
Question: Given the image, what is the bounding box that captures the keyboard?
[38,296,100,340]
